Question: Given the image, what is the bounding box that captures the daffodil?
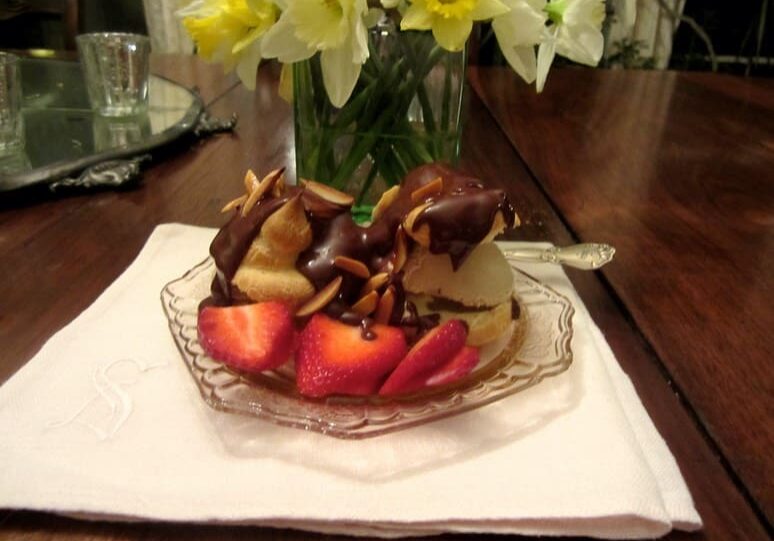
[181,0,278,89]
[400,0,509,52]
[491,0,546,84]
[536,0,606,91]
[613,0,636,27]
[261,0,375,108]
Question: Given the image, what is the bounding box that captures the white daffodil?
[536,0,605,91]
[180,0,278,90]
[614,0,636,28]
[401,0,509,52]
[261,0,375,107]
[491,0,546,84]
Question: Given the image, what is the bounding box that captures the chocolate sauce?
[511,297,521,320]
[208,194,291,305]
[426,296,496,313]
[207,163,516,342]
[408,166,515,269]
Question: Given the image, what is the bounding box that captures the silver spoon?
[503,243,616,270]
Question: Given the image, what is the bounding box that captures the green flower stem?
[357,143,390,206]
[441,54,452,131]
[313,79,378,180]
[330,44,446,190]
[398,35,437,137]
[295,28,463,204]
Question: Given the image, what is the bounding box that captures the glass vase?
[293,21,466,210]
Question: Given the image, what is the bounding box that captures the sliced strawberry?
[295,314,407,397]
[424,346,479,388]
[379,319,468,396]
[198,301,294,373]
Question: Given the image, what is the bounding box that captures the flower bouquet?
[181,0,618,207]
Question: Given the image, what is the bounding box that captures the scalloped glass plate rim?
[161,253,575,439]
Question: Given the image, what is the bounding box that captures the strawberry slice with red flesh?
[424,346,479,388]
[379,319,468,396]
[198,301,295,373]
[296,314,407,398]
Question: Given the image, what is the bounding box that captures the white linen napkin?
[0,224,701,538]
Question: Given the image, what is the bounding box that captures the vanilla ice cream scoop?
[403,242,513,308]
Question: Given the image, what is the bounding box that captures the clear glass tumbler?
[0,52,24,154]
[76,32,151,117]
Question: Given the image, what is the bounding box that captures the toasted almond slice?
[372,185,401,221]
[392,227,408,273]
[302,179,355,207]
[374,286,395,324]
[402,202,431,234]
[360,272,389,296]
[295,276,342,317]
[351,290,379,316]
[402,202,432,247]
[221,194,247,213]
[260,168,284,186]
[410,176,443,204]
[241,169,283,216]
[334,255,370,279]
[272,171,286,197]
[244,169,259,193]
[241,186,263,217]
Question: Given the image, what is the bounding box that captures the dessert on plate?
[198,163,522,398]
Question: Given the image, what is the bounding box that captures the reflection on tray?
[0,58,202,192]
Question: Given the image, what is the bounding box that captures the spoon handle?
[503,243,616,270]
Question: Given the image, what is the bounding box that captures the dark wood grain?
[0,58,769,540]
[470,66,774,523]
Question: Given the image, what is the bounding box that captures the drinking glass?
[76,32,151,117]
[93,113,151,151]
[0,52,24,154]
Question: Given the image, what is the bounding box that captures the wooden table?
[0,56,771,540]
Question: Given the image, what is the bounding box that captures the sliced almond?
[244,169,259,193]
[410,176,443,204]
[221,194,247,213]
[392,227,408,273]
[295,276,343,317]
[334,255,370,279]
[272,170,286,197]
[360,272,389,296]
[372,185,401,221]
[401,202,432,247]
[402,202,431,233]
[351,290,379,316]
[374,286,395,324]
[302,179,355,207]
[241,168,283,216]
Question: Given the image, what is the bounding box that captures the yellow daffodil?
[400,0,509,52]
[181,0,278,89]
[262,0,376,108]
[491,0,546,84]
[536,0,606,91]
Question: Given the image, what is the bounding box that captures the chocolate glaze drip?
[207,163,516,340]
[400,301,441,343]
[208,194,292,306]
[408,166,516,269]
[511,297,521,320]
[427,296,497,313]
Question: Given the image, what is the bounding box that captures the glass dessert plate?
[161,254,575,439]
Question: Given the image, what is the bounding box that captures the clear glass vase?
[293,21,466,210]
